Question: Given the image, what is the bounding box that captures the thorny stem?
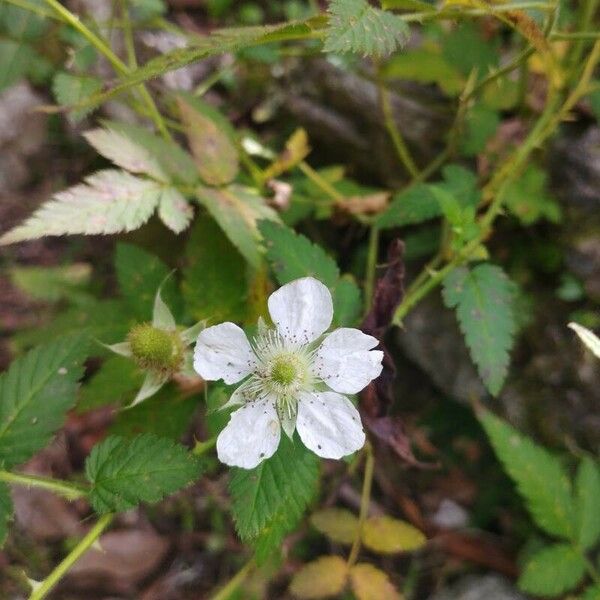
[0,470,88,501]
[208,558,256,600]
[347,443,374,566]
[29,513,115,600]
[364,225,380,313]
[42,0,172,141]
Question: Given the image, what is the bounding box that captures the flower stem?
[29,513,114,600]
[208,558,255,600]
[193,436,217,456]
[347,443,374,567]
[0,470,88,501]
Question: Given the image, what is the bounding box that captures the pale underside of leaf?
[0,170,162,245]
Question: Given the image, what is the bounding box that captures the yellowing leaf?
[310,508,358,545]
[178,95,239,186]
[289,555,348,599]
[362,516,426,554]
[263,128,310,181]
[349,563,404,600]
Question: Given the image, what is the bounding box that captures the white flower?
[194,277,383,469]
[569,322,600,360]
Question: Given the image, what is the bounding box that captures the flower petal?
[216,397,281,468]
[296,391,365,459]
[268,277,333,345]
[313,328,383,394]
[194,322,257,384]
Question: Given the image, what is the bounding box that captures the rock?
[428,574,525,600]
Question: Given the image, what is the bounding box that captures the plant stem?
[364,225,380,312]
[376,68,420,179]
[193,436,217,456]
[42,0,172,141]
[581,549,600,585]
[29,513,114,600]
[208,558,256,600]
[347,443,374,567]
[298,162,344,202]
[0,470,88,501]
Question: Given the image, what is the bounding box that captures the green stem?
[347,443,374,567]
[298,162,344,202]
[119,0,138,70]
[376,68,420,179]
[0,470,88,501]
[208,558,255,600]
[193,436,217,456]
[42,0,172,141]
[364,225,379,312]
[29,513,114,600]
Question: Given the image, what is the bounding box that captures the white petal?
[296,391,365,460]
[194,323,257,384]
[268,277,333,345]
[216,397,281,469]
[313,328,384,394]
[569,322,600,360]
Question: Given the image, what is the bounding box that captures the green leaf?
[479,410,575,540]
[158,187,194,234]
[182,217,248,323]
[0,170,163,245]
[518,543,586,597]
[100,120,199,185]
[0,335,87,468]
[259,220,339,286]
[0,39,37,91]
[229,435,319,551]
[0,482,13,548]
[196,185,279,269]
[84,126,168,181]
[115,243,180,322]
[178,94,239,186]
[109,386,198,440]
[332,277,362,327]
[78,355,143,411]
[504,165,561,225]
[443,264,516,395]
[10,263,91,303]
[376,184,440,229]
[442,22,499,77]
[381,0,436,10]
[582,584,600,600]
[439,164,480,208]
[575,457,600,549]
[324,0,409,58]
[85,433,201,514]
[52,72,102,122]
[459,104,500,157]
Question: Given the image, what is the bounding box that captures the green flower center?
[270,355,298,386]
[128,323,182,373]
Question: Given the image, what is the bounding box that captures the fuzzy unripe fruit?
[128,323,183,373]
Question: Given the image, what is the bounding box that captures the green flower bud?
[127,323,183,374]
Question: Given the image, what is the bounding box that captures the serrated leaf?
[52,72,102,122]
[324,0,409,58]
[349,563,403,600]
[0,482,13,548]
[575,457,600,549]
[0,170,163,245]
[289,555,348,599]
[100,120,199,185]
[479,410,575,539]
[310,508,358,544]
[0,335,87,468]
[115,243,180,321]
[78,355,143,411]
[518,543,586,596]
[158,187,193,234]
[362,516,426,554]
[178,95,239,186]
[84,127,167,181]
[229,435,319,545]
[376,184,439,229]
[259,221,339,286]
[582,584,600,600]
[85,433,201,513]
[196,185,279,269]
[182,217,248,323]
[443,264,516,395]
[332,277,362,327]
